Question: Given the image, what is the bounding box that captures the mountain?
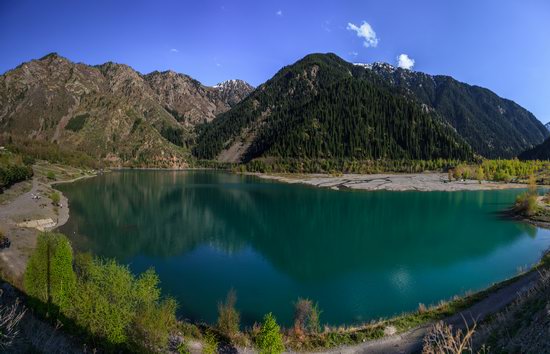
[143,73,253,127]
[518,137,550,160]
[213,79,255,106]
[0,53,253,167]
[193,53,474,163]
[545,122,550,132]
[361,62,548,158]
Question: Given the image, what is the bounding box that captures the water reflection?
[58,170,549,325]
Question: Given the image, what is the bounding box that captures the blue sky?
[1,0,549,123]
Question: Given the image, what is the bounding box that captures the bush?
[50,191,60,205]
[217,289,240,339]
[514,193,539,216]
[65,113,89,132]
[46,171,56,180]
[422,321,477,354]
[64,258,177,350]
[23,232,76,312]
[293,298,321,335]
[0,162,33,190]
[202,330,218,354]
[256,313,284,354]
[0,298,26,349]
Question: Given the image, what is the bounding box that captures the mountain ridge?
[194,53,474,163]
[0,53,254,167]
[355,60,548,158]
[1,52,546,167]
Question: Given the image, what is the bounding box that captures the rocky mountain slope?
[361,62,548,158]
[193,53,474,163]
[0,53,253,167]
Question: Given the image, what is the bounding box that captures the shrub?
[65,258,177,351]
[202,330,218,354]
[514,193,539,217]
[130,295,178,350]
[256,313,284,354]
[217,289,240,339]
[46,171,56,180]
[50,191,60,205]
[0,163,33,190]
[476,166,484,184]
[422,320,477,354]
[65,113,89,132]
[177,341,191,354]
[293,298,322,335]
[514,176,539,217]
[23,232,76,312]
[0,299,26,349]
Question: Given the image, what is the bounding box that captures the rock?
[383,325,397,336]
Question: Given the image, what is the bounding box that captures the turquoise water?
[57,170,550,326]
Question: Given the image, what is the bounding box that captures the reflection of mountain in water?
[59,170,533,282]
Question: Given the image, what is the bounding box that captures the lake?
[57,170,550,326]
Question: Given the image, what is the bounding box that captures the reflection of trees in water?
[60,171,254,260]
[60,172,533,281]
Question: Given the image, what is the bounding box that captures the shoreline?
[1,166,549,353]
[251,172,529,192]
[0,164,97,286]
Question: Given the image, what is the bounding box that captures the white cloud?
[170,48,179,53]
[349,51,358,57]
[397,54,415,69]
[216,63,221,67]
[276,10,282,16]
[347,21,379,48]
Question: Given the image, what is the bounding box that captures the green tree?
[476,166,484,184]
[50,191,60,205]
[217,288,240,339]
[23,232,76,312]
[66,258,136,345]
[65,258,177,350]
[256,313,284,354]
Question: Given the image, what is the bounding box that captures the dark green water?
[58,170,550,326]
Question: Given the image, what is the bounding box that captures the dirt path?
[0,178,67,285]
[312,271,541,354]
[0,165,93,286]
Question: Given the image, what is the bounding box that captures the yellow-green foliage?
[515,192,539,217]
[202,330,218,354]
[217,289,240,339]
[65,258,177,349]
[50,191,60,205]
[256,313,285,354]
[454,159,549,182]
[23,232,76,311]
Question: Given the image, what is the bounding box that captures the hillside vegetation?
[0,53,253,168]
[0,149,33,191]
[367,62,548,158]
[194,54,474,163]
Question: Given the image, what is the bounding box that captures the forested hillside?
[519,136,550,160]
[365,62,548,158]
[193,53,474,162]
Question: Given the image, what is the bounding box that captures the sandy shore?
[254,172,528,192]
[0,166,95,286]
